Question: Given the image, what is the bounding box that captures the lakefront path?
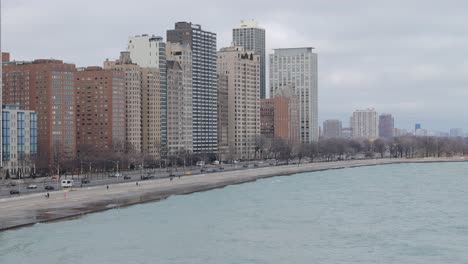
[0,157,465,231]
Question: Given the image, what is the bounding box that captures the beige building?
[352,109,378,139]
[217,74,229,160]
[104,52,161,159]
[217,45,260,160]
[166,43,193,155]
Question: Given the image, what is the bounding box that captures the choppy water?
[1,162,468,263]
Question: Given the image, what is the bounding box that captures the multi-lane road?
[0,160,276,198]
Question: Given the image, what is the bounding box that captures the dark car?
[123,175,131,180]
[200,168,206,173]
[81,179,91,184]
[219,167,224,170]
[242,164,249,168]
[254,164,259,167]
[44,185,55,190]
[10,190,20,195]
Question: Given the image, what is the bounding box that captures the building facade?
[352,109,379,139]
[104,52,161,159]
[2,105,37,178]
[167,22,218,154]
[2,58,77,167]
[323,120,342,138]
[217,74,229,160]
[233,19,266,99]
[260,87,300,144]
[75,67,126,158]
[127,35,167,156]
[270,48,318,143]
[378,114,394,139]
[166,42,193,154]
[217,45,260,160]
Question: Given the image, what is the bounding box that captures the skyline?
[2,0,467,131]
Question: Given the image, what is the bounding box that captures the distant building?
[352,109,378,139]
[2,105,37,178]
[270,47,318,143]
[323,120,342,138]
[379,114,394,139]
[341,127,352,139]
[233,19,266,99]
[217,45,260,160]
[167,22,218,154]
[75,67,126,158]
[450,128,464,138]
[2,58,77,167]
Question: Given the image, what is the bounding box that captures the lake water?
[1,162,468,263]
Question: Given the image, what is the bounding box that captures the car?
[44,185,55,190]
[81,179,91,184]
[242,164,249,168]
[219,167,224,170]
[141,175,154,180]
[109,172,122,178]
[10,190,20,195]
[269,162,276,166]
[7,182,16,187]
[169,172,176,177]
[27,184,38,189]
[123,175,131,180]
[211,169,217,173]
[254,164,259,167]
[200,168,206,173]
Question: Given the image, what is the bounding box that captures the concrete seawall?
[0,158,465,231]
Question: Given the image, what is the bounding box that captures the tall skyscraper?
[233,19,266,99]
[127,35,167,156]
[217,45,260,159]
[2,58,77,167]
[270,48,318,143]
[352,109,379,139]
[217,74,229,160]
[379,114,394,139]
[167,22,217,154]
[323,120,342,138]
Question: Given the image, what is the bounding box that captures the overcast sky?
[2,0,467,132]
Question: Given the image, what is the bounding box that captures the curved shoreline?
[0,158,466,232]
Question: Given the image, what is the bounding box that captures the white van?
[61,179,74,188]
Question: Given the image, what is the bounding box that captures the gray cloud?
[3,0,467,132]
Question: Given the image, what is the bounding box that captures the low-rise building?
[2,105,37,178]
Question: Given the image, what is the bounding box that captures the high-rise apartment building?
[217,45,260,159]
[166,43,193,154]
[167,22,217,154]
[352,109,378,139]
[217,74,229,160]
[127,35,167,156]
[379,114,394,139]
[104,52,161,159]
[323,120,342,138]
[233,19,266,99]
[270,48,318,143]
[2,105,37,178]
[75,67,126,158]
[2,58,77,167]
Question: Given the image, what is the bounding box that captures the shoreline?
[0,158,465,232]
